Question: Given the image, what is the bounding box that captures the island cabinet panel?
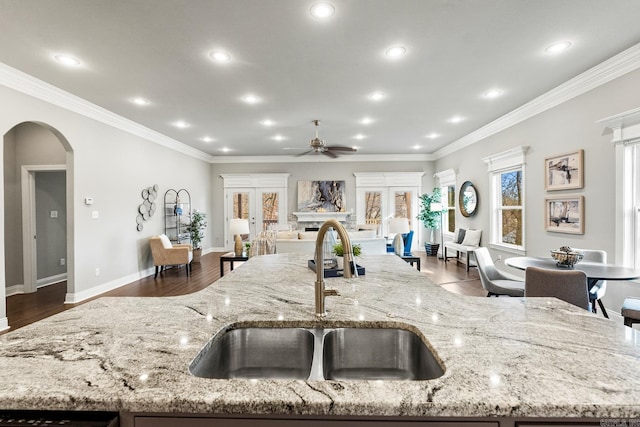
[131,418,498,427]
[125,415,606,427]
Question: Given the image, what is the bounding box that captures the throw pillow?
[461,229,482,247]
[159,234,172,249]
[455,228,466,243]
[276,231,296,239]
[298,231,318,240]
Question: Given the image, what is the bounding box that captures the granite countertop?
[1,253,640,418]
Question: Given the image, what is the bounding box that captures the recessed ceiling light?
[545,41,572,55]
[360,117,373,125]
[310,2,335,19]
[54,54,81,66]
[220,147,231,153]
[241,94,261,104]
[385,46,407,59]
[209,50,232,62]
[131,97,150,106]
[413,145,422,150]
[201,136,215,143]
[483,89,504,99]
[173,120,190,129]
[261,119,275,126]
[368,91,385,101]
[448,116,464,124]
[272,134,285,141]
[425,132,440,139]
[354,134,366,140]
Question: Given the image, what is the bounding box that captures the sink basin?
[322,328,444,381]
[189,327,315,379]
[189,325,444,381]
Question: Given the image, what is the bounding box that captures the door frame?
[21,164,66,293]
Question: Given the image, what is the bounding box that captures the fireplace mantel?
[293,211,350,222]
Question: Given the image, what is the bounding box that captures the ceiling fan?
[294,120,357,158]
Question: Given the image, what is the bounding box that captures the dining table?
[505,256,640,318]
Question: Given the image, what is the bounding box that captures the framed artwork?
[544,195,584,234]
[297,180,346,212]
[544,149,584,191]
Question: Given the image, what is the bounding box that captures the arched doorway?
[2,121,74,331]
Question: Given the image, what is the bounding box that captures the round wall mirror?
[459,181,478,217]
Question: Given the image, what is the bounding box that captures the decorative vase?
[192,247,202,263]
[336,256,344,270]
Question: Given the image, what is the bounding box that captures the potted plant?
[418,188,443,256]
[333,242,362,270]
[188,209,207,262]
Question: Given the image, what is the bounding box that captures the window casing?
[434,169,456,238]
[598,108,640,269]
[483,147,528,254]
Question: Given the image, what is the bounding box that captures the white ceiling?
[1,0,640,160]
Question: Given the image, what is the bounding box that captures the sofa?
[275,229,386,256]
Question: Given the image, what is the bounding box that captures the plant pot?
[193,247,202,263]
[336,256,344,270]
[424,243,439,257]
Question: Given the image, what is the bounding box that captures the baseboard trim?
[63,247,217,304]
[64,267,155,304]
[5,284,24,297]
[36,273,67,288]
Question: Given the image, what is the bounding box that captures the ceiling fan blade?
[294,149,314,157]
[323,150,338,158]
[327,146,357,152]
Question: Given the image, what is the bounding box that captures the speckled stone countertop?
[1,253,640,418]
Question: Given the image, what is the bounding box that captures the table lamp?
[388,217,410,254]
[229,218,250,257]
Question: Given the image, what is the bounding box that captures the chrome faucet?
[315,219,353,317]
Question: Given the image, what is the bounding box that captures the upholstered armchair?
[149,234,193,278]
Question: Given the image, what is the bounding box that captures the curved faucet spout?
[315,219,353,317]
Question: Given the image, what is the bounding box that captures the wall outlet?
[95,267,100,276]
[91,211,99,219]
[60,258,65,266]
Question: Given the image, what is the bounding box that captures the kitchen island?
[1,253,639,426]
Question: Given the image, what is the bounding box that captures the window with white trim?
[483,147,528,254]
[434,169,456,237]
[598,107,640,269]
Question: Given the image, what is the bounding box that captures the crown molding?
[434,42,640,159]
[0,62,214,163]
[209,153,434,164]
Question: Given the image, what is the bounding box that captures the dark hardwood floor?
[2,251,483,334]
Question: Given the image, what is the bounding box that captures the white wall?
[434,67,640,312]
[0,83,213,329]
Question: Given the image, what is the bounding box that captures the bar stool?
[621,297,640,327]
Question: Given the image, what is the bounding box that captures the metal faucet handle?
[324,289,339,297]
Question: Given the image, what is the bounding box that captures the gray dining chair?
[475,247,525,297]
[524,266,590,311]
[574,248,608,318]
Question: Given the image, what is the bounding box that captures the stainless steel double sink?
[189,326,444,381]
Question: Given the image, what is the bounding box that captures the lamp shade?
[388,217,410,234]
[229,218,250,235]
[430,202,443,212]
